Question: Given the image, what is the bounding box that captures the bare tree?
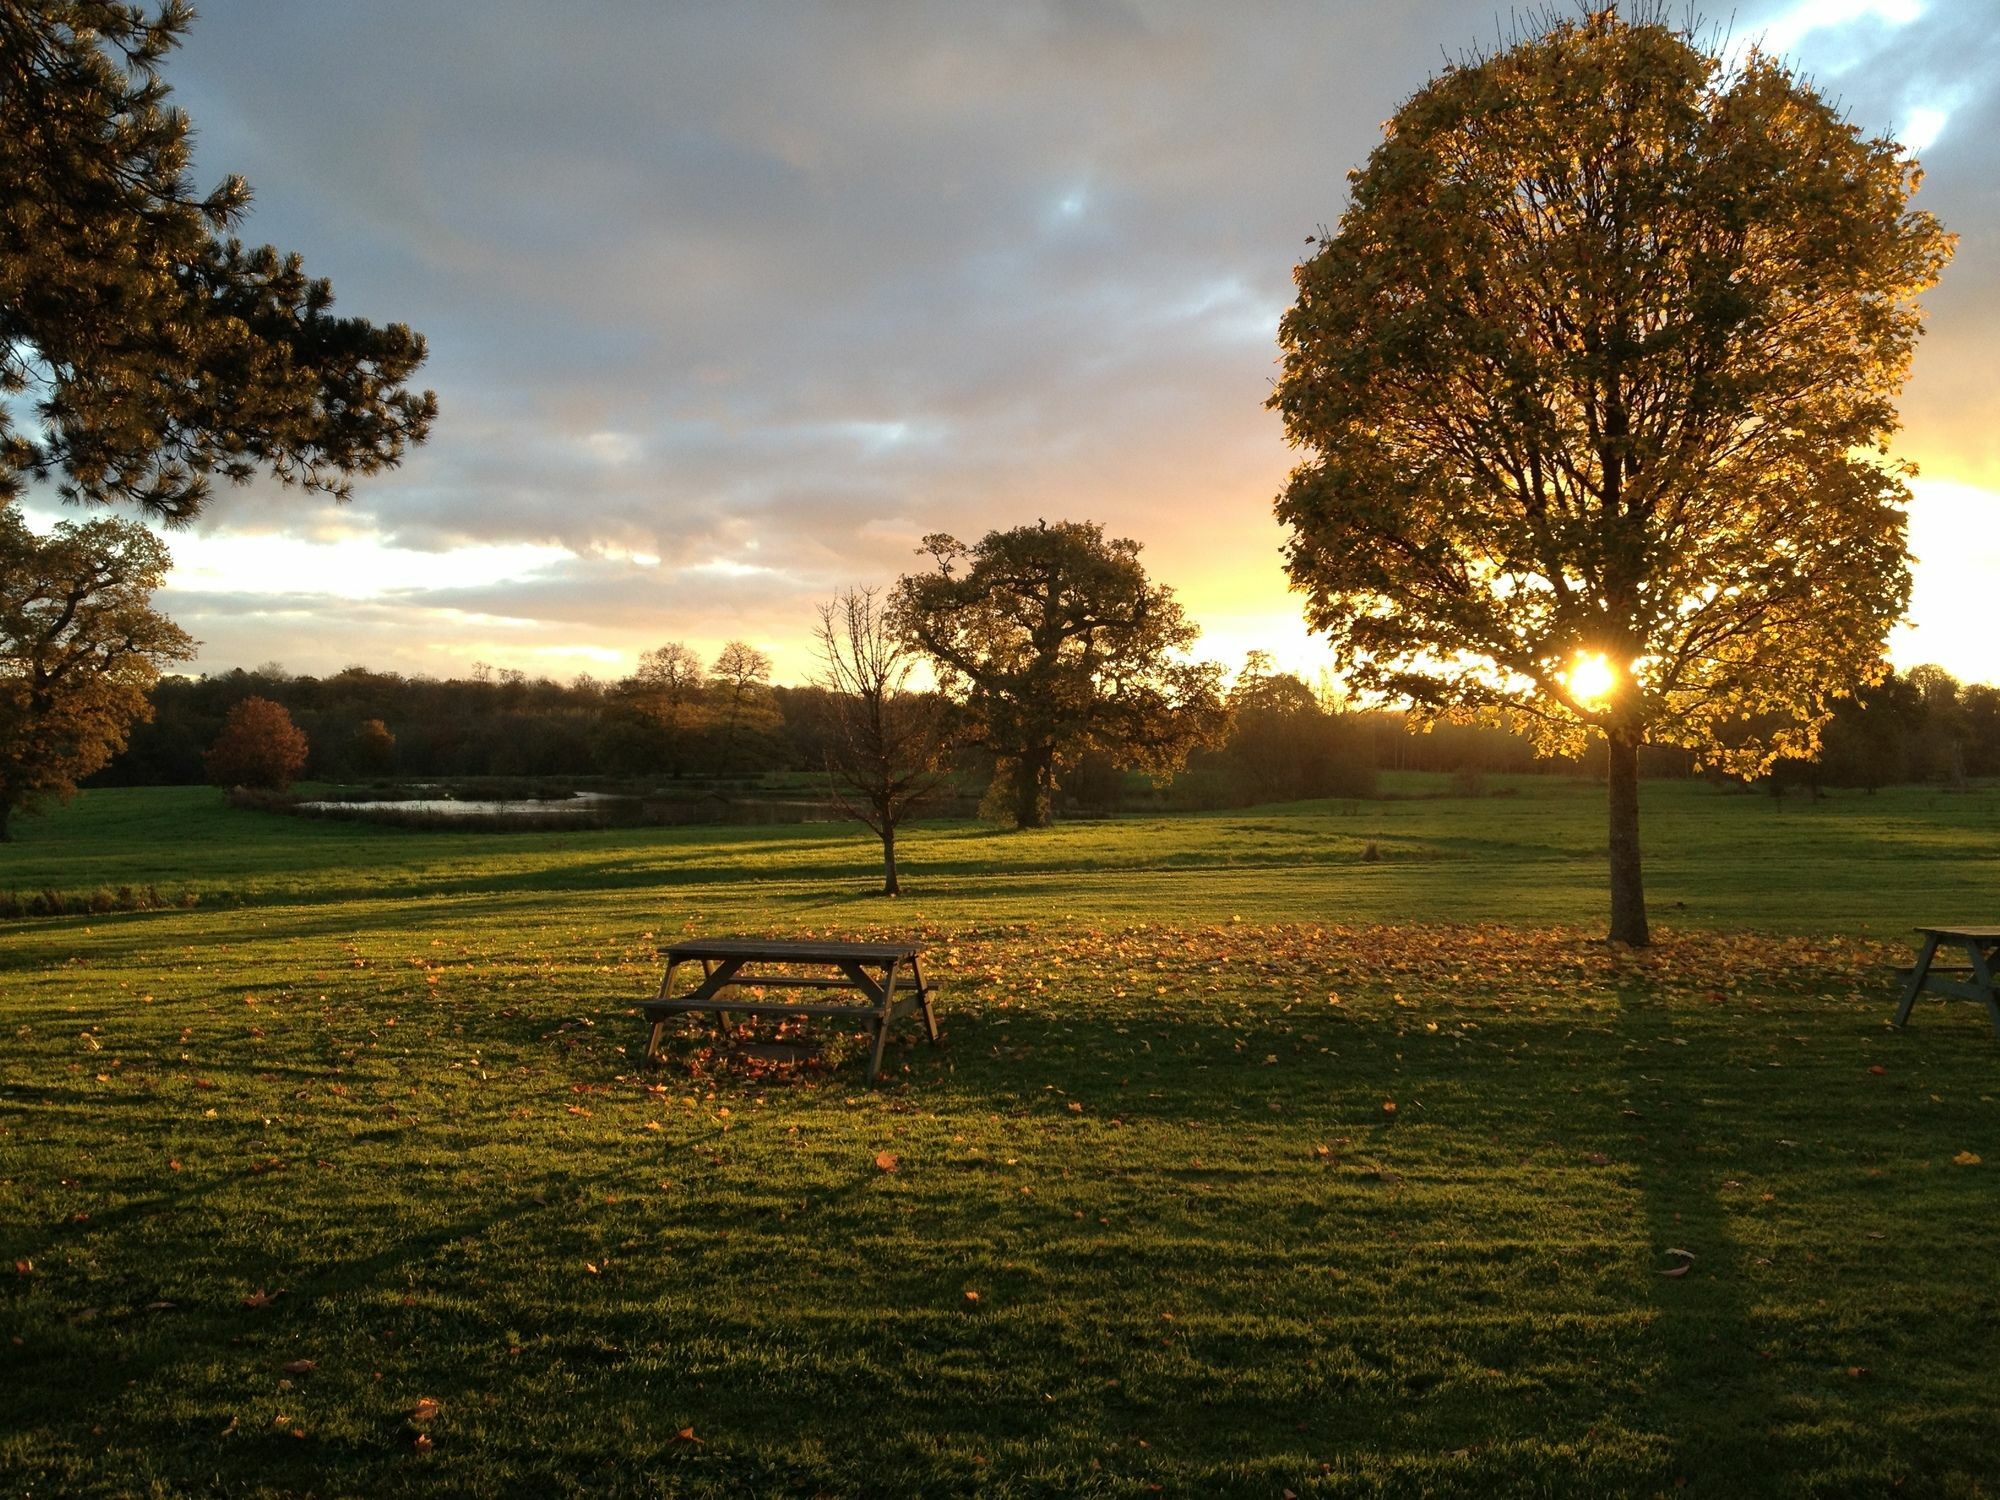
[812,588,951,895]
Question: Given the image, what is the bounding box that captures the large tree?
[892,520,1227,828]
[0,505,194,837]
[1270,9,1952,943]
[2,0,436,520]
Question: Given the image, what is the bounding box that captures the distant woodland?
[88,658,2000,812]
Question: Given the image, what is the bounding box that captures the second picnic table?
[641,937,940,1084]
[1894,926,2000,1036]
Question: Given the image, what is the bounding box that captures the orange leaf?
[281,1359,317,1375]
[673,1425,702,1444]
[413,1432,434,1452]
[874,1151,899,1172]
[410,1396,442,1423]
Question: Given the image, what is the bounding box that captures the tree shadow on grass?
[1610,981,1787,1495]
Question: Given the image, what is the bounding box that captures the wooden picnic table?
[641,937,940,1084]
[1893,926,2000,1036]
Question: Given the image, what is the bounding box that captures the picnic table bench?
[1893,926,2000,1037]
[641,937,939,1084]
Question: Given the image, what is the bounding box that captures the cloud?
[60,0,1985,683]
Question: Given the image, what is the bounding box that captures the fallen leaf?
[410,1396,442,1423]
[1953,1151,1982,1166]
[1868,1065,1887,1076]
[1659,1263,1691,1278]
[1847,1365,1868,1378]
[241,1288,283,1309]
[874,1151,899,1172]
[413,1433,433,1453]
[673,1425,702,1444]
[1381,1100,1397,1118]
[963,1289,980,1304]
[281,1359,317,1375]
[583,1261,601,1275]
[1313,1144,1333,1159]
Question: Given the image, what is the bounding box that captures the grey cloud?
[130,0,2000,671]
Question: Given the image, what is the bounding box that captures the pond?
[298,797,605,817]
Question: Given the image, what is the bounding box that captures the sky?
[24,0,2000,687]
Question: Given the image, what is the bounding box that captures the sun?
[1566,652,1618,708]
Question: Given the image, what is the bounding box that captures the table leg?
[864,959,898,1085]
[910,953,940,1043]
[645,956,683,1066]
[1894,933,1941,1028]
[703,959,726,1035]
[1966,939,2000,1038]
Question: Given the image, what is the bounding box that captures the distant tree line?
[91,654,1995,807]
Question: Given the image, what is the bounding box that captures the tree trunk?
[1606,729,1649,946]
[880,822,900,896]
[1013,746,1054,829]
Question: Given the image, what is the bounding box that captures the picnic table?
[641,937,940,1084]
[1893,926,2000,1036]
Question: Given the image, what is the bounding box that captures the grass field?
[3,777,1997,1496]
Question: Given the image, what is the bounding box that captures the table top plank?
[1914,926,2000,942]
[664,936,921,964]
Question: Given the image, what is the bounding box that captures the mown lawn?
[2,779,1997,1496]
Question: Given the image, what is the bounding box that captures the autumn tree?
[812,587,951,895]
[618,641,710,776]
[0,506,194,837]
[204,695,307,790]
[709,639,781,769]
[892,521,1227,828]
[1270,9,1952,943]
[1,1,435,520]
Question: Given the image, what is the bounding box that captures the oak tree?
[1271,9,1952,943]
[0,505,195,836]
[892,521,1227,828]
[1,0,436,520]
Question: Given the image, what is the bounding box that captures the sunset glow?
[1566,653,1619,708]
[69,0,1990,690]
